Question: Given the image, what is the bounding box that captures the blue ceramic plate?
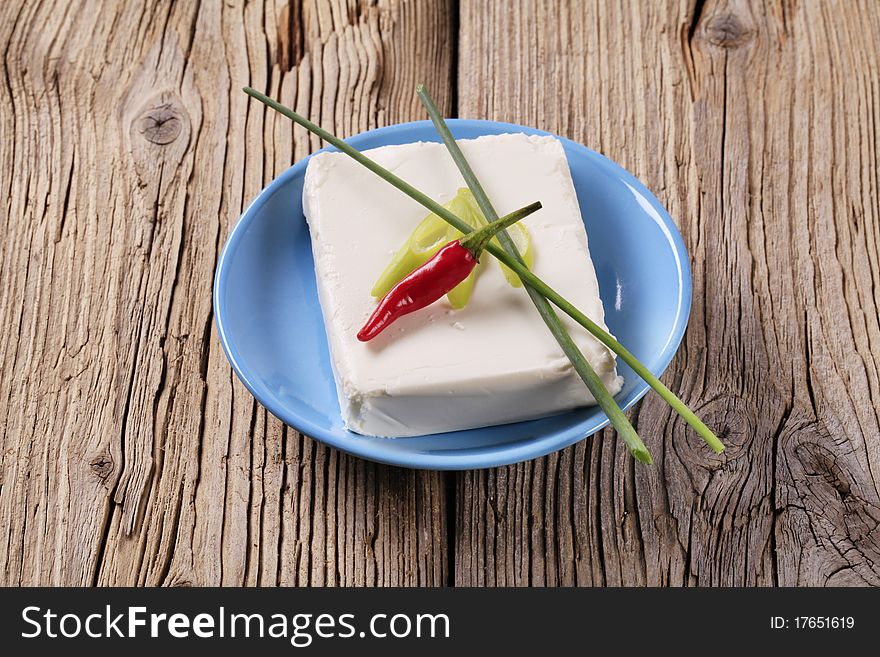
[214,119,691,470]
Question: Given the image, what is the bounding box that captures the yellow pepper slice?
[370,215,447,298]
[370,187,532,307]
[442,189,484,307]
[371,188,479,303]
[491,221,533,288]
[455,189,533,287]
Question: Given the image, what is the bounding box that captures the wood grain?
[2,0,879,588]
[456,0,880,586]
[0,0,453,586]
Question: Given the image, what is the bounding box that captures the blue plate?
[214,119,691,470]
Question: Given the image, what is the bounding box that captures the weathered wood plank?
[0,0,453,586]
[456,0,880,586]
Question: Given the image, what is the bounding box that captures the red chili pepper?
[358,200,541,342]
[358,241,476,341]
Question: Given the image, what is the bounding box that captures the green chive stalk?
[243,85,722,457]
[414,87,723,455]
[415,86,650,463]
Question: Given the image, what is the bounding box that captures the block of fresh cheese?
[302,133,622,437]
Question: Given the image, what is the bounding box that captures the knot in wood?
[794,439,855,505]
[704,13,753,48]
[684,394,755,468]
[89,452,115,483]
[136,101,186,145]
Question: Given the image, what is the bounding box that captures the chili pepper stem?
[460,202,541,258]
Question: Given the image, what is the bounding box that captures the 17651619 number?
[796,617,855,629]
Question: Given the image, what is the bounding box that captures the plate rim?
[213,118,692,470]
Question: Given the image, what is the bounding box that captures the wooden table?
[2,0,879,587]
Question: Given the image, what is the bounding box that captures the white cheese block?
[303,133,622,437]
